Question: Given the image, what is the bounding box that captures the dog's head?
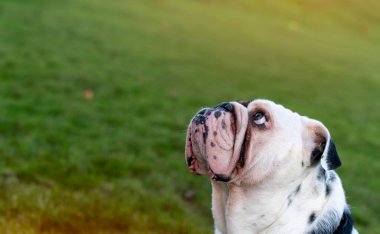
[185,99,341,184]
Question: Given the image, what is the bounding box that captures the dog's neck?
[210,164,346,234]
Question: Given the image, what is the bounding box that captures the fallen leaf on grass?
[83,89,94,100]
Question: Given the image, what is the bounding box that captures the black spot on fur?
[317,166,326,181]
[324,172,336,197]
[287,185,301,207]
[219,102,234,112]
[302,161,304,167]
[213,131,217,136]
[203,125,209,144]
[200,115,206,124]
[295,184,301,194]
[206,110,212,116]
[287,195,293,206]
[325,184,331,197]
[309,212,317,224]
[221,120,226,129]
[287,184,301,206]
[213,155,217,160]
[329,172,337,182]
[210,142,215,147]
[214,111,221,118]
[194,115,206,125]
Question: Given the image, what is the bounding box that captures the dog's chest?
[221,185,321,234]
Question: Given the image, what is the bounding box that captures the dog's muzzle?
[185,102,248,181]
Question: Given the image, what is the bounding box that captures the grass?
[0,0,379,233]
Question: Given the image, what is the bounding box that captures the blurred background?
[0,0,379,233]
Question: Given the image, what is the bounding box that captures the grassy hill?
[0,0,379,233]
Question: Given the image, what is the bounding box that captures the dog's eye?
[253,111,266,125]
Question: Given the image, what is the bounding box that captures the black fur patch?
[309,212,317,224]
[329,172,337,182]
[219,102,234,112]
[221,119,226,129]
[325,139,342,170]
[295,184,301,194]
[203,124,209,144]
[287,185,301,207]
[214,111,222,118]
[308,207,354,234]
[317,166,326,181]
[325,185,331,197]
[194,115,206,125]
[334,208,354,234]
[287,194,293,206]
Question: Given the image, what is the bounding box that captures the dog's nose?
[215,102,234,112]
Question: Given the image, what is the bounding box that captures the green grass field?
[0,0,379,233]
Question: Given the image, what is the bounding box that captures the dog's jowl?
[185,99,358,234]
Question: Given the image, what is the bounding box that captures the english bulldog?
[185,99,358,234]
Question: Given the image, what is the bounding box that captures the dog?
[185,99,358,234]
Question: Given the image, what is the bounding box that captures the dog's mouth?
[185,102,248,182]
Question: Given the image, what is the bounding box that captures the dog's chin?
[185,102,248,182]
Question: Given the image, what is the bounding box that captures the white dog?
[185,99,358,234]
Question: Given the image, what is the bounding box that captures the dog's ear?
[304,119,341,170]
[320,138,341,170]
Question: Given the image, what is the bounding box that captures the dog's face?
[185,99,341,184]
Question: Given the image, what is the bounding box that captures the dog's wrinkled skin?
[185,99,358,234]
